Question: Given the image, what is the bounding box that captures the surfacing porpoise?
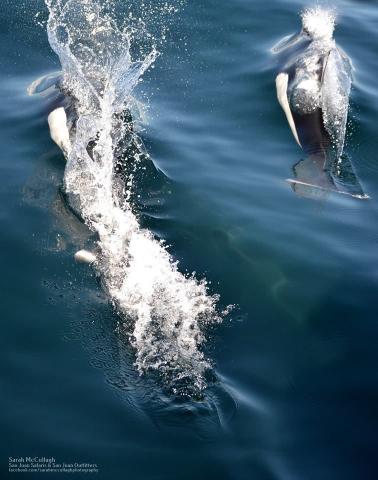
[273,7,368,199]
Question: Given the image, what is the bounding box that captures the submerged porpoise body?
[28,72,150,262]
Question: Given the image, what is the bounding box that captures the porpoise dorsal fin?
[275,73,302,148]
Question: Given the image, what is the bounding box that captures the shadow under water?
[288,151,369,200]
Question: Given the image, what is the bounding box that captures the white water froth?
[45,0,224,395]
[301,6,335,41]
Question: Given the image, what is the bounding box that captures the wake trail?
[43,0,227,397]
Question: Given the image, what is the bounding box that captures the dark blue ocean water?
[1,0,378,479]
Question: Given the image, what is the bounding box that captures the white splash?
[45,0,224,396]
[301,6,336,41]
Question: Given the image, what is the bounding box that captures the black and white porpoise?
[273,7,368,199]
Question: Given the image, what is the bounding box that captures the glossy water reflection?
[1,0,378,479]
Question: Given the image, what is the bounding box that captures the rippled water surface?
[1,0,378,479]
